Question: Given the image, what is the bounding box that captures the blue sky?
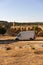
[0,0,43,22]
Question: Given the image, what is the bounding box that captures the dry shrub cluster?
[8,26,32,36]
[0,24,42,36]
[8,27,21,36]
[8,25,42,36]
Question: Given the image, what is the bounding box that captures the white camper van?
[15,31,35,41]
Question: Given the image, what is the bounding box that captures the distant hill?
[0,20,8,24]
[9,22,43,26]
[0,20,43,27]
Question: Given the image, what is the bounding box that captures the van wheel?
[15,38,19,41]
[30,38,33,40]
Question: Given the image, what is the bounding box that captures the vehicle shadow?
[0,39,18,44]
[0,39,43,44]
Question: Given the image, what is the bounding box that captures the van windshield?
[17,34,21,37]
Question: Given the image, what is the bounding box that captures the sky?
[0,0,43,22]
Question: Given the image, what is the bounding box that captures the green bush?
[0,27,6,34]
[32,25,42,35]
[32,25,38,34]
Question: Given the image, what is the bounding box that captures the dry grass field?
[0,36,43,65]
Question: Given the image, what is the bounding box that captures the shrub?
[32,25,38,34]
[38,31,43,37]
[32,25,42,35]
[0,27,6,34]
[8,27,21,36]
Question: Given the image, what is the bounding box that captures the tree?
[0,27,6,34]
[32,25,42,35]
[32,25,38,34]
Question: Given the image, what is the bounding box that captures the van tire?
[15,38,19,41]
[30,38,33,40]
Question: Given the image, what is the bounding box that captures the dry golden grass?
[0,37,43,65]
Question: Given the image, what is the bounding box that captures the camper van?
[15,31,35,41]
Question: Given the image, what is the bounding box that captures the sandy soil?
[0,39,43,65]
